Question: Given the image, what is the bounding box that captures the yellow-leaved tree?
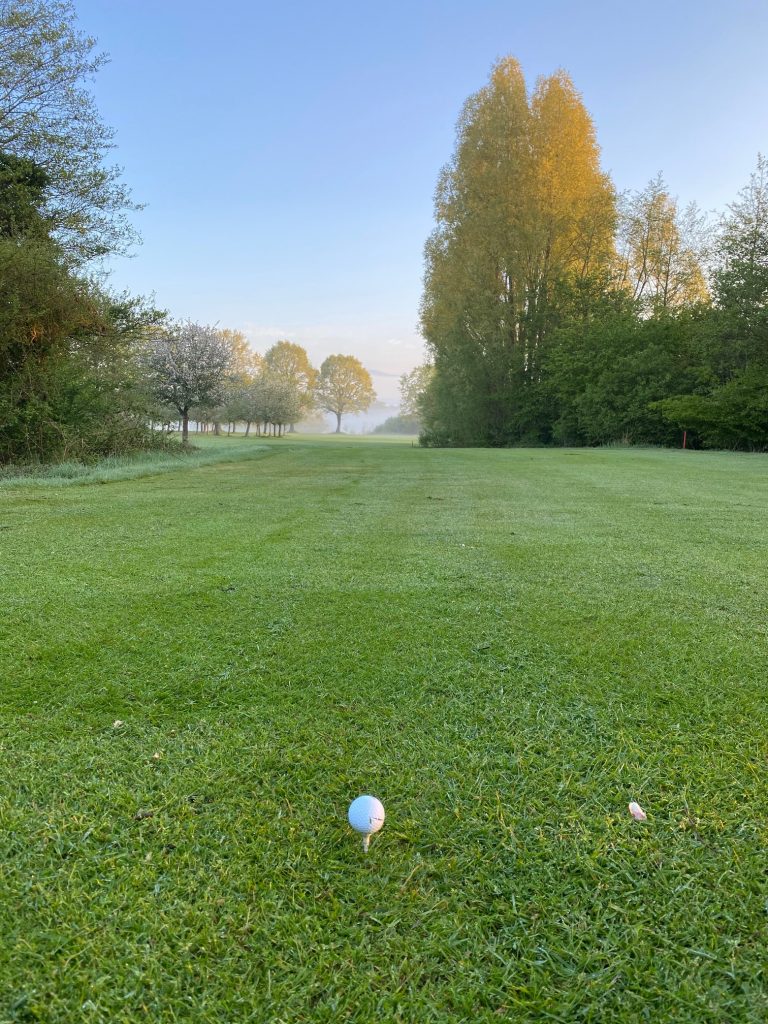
[616,174,709,311]
[263,340,317,431]
[420,57,616,444]
[314,355,375,433]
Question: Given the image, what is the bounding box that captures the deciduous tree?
[314,355,375,433]
[399,364,433,419]
[421,57,616,445]
[656,156,768,450]
[142,322,233,444]
[0,0,137,261]
[263,340,317,429]
[712,153,768,353]
[0,150,156,463]
[616,174,709,312]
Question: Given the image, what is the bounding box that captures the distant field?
[2,439,767,1022]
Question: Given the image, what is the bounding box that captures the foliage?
[220,329,261,380]
[314,354,376,432]
[0,1,146,464]
[420,57,766,452]
[399,364,433,421]
[653,156,768,449]
[263,340,317,424]
[421,59,617,446]
[656,365,768,450]
[371,413,420,434]
[616,174,709,312]
[1,440,767,1021]
[710,153,768,374]
[142,321,234,443]
[0,151,50,237]
[712,154,768,328]
[0,0,137,262]
[0,218,160,463]
[545,300,711,446]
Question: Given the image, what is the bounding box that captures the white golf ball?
[348,795,385,836]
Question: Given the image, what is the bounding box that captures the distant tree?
[372,414,420,435]
[218,387,249,435]
[146,397,178,433]
[616,174,709,311]
[142,322,233,444]
[221,329,261,379]
[656,156,768,450]
[258,376,303,435]
[712,153,768,358]
[0,0,137,261]
[227,374,303,436]
[315,355,375,432]
[263,340,317,429]
[399,364,434,421]
[215,330,261,434]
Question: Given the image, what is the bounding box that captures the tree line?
[419,58,768,450]
[144,330,375,443]
[0,1,375,464]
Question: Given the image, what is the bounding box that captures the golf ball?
[348,795,385,836]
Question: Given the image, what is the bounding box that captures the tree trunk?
[182,411,189,444]
[245,421,251,437]
[335,411,342,433]
[214,422,221,436]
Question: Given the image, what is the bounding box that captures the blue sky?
[75,0,768,404]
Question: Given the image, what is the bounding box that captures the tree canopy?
[262,341,317,428]
[315,355,375,432]
[421,58,616,445]
[0,0,137,262]
[142,322,234,443]
[419,58,768,451]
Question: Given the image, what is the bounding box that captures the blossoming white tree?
[143,321,233,443]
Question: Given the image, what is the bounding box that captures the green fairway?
[2,439,767,1022]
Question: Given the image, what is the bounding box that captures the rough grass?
[0,438,273,488]
[1,439,767,1023]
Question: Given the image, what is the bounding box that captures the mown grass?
[1,439,767,1022]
